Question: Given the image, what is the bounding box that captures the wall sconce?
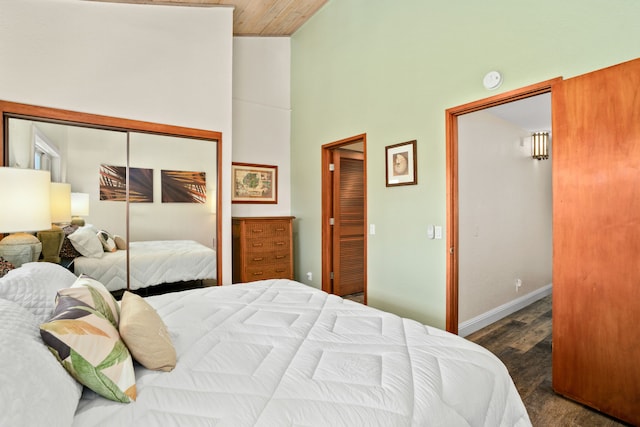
[532,131,549,160]
[37,182,72,263]
[71,192,90,226]
[0,167,52,267]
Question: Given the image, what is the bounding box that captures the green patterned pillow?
[67,275,120,328]
[40,286,136,403]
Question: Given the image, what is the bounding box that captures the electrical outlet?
[306,272,313,281]
[515,278,522,292]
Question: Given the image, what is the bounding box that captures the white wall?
[0,0,233,282]
[232,37,291,217]
[457,110,552,323]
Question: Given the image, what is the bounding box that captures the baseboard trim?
[458,284,552,338]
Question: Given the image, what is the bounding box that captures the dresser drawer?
[244,237,290,253]
[245,250,291,266]
[243,264,291,281]
[244,221,290,238]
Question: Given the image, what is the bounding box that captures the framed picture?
[231,162,278,204]
[385,140,417,187]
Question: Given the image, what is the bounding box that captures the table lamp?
[37,182,71,263]
[71,192,89,226]
[0,167,51,267]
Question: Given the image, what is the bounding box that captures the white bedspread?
[73,279,531,426]
[74,240,216,291]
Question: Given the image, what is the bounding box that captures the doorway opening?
[445,79,560,334]
[321,134,367,303]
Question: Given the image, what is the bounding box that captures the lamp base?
[37,226,64,264]
[0,233,42,268]
[71,217,85,226]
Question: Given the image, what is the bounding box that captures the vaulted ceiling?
[89,0,328,36]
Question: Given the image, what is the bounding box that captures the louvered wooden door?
[552,58,640,426]
[332,149,365,296]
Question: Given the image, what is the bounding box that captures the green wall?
[290,0,640,328]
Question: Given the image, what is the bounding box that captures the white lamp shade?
[0,167,51,233]
[50,182,72,224]
[71,192,90,216]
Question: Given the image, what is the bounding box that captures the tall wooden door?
[332,149,365,296]
[552,57,640,425]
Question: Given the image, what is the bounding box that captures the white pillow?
[68,226,104,258]
[0,262,78,324]
[0,299,82,427]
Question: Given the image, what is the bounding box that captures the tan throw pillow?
[119,291,176,372]
[113,235,127,250]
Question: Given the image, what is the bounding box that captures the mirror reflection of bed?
[3,102,221,297]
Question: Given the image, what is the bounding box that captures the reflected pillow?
[97,230,117,253]
[67,226,103,258]
[113,235,127,250]
[119,291,176,371]
[40,290,136,403]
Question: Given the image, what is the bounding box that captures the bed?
[73,240,217,292]
[63,224,216,292]
[0,262,532,427]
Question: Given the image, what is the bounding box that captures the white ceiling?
[486,93,551,133]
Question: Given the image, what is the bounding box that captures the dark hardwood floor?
[466,295,631,427]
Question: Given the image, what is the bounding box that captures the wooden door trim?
[444,78,561,334]
[321,133,367,302]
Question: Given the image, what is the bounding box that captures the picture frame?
[385,140,417,187]
[231,162,278,204]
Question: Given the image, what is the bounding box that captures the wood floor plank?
[467,295,631,427]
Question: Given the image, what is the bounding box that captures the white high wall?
[231,37,291,217]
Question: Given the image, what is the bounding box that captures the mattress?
[74,240,217,292]
[73,279,531,426]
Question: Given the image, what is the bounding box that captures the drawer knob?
[252,243,264,247]
[252,271,263,276]
[275,242,285,246]
[275,255,285,259]
[275,269,285,273]
[252,257,264,261]
[275,227,285,231]
[253,229,264,233]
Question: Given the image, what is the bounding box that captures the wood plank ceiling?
[89,0,328,36]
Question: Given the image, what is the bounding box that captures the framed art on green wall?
[385,140,417,187]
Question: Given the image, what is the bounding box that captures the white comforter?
[73,279,531,426]
[74,240,217,291]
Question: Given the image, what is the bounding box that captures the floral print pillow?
[40,279,135,403]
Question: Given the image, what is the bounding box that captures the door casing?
[445,78,561,334]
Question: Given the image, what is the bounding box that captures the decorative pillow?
[0,256,15,277]
[0,299,82,427]
[0,261,78,323]
[97,230,117,253]
[59,225,82,259]
[67,226,104,258]
[40,288,136,403]
[65,275,120,327]
[113,235,127,250]
[119,291,176,371]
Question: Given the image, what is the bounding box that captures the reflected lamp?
[37,182,71,263]
[71,192,90,226]
[0,167,51,267]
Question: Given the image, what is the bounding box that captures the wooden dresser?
[232,216,294,283]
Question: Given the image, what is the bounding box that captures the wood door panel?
[552,58,640,425]
[333,150,365,296]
